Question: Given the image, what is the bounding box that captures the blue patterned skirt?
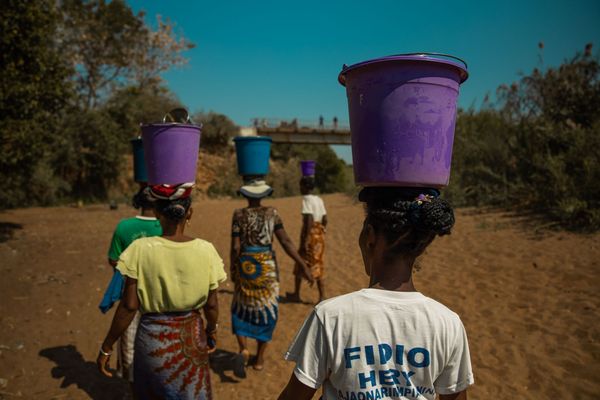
[231,246,279,342]
[133,311,212,400]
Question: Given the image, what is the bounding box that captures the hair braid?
[359,187,455,257]
[154,197,192,222]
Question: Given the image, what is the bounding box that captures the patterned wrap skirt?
[295,222,326,280]
[231,246,279,342]
[133,311,212,400]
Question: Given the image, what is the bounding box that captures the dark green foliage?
[0,0,74,207]
[271,144,351,194]
[447,45,600,230]
[52,108,123,200]
[0,0,191,208]
[105,85,182,138]
[193,112,238,151]
[445,109,519,206]
[206,143,351,198]
[206,155,304,199]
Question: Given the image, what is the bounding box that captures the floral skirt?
[133,311,212,400]
[231,246,279,342]
[295,222,326,280]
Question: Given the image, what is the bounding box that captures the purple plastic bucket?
[141,123,202,185]
[300,160,316,176]
[338,53,468,188]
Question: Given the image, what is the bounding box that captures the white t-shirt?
[284,289,474,400]
[302,194,327,223]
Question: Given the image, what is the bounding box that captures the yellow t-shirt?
[116,236,227,314]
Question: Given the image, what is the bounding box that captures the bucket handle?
[163,108,193,124]
[391,52,468,70]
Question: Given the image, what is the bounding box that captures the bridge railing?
[251,118,350,132]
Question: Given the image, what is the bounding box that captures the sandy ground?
[0,193,599,399]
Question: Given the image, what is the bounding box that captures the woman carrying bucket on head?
[97,118,227,400]
[98,139,162,387]
[287,160,328,303]
[230,136,314,371]
[278,54,474,400]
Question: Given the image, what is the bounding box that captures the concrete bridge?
[239,118,351,145]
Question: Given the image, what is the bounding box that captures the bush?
[193,112,238,152]
[271,144,351,194]
[447,45,600,230]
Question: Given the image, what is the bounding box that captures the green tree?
[0,0,74,207]
[105,85,182,140]
[193,112,238,151]
[50,85,183,201]
[448,44,600,229]
[51,0,194,202]
[272,144,350,194]
[60,0,194,109]
[51,108,123,200]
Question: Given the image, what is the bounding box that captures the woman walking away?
[231,177,314,371]
[97,185,226,400]
[98,186,162,383]
[288,175,327,303]
[278,187,474,400]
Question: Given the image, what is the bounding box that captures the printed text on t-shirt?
[341,343,435,399]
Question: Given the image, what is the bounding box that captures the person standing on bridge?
[319,115,324,128]
[333,116,338,130]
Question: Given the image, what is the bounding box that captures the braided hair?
[132,187,154,210]
[154,197,192,222]
[359,187,455,258]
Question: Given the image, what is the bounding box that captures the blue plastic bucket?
[233,136,272,176]
[131,137,148,183]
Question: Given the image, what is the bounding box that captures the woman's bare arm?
[230,235,241,281]
[202,289,219,332]
[278,372,317,400]
[97,277,139,377]
[275,228,314,284]
[440,391,467,400]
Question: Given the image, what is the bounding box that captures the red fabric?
[149,183,193,200]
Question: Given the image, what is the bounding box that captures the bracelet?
[99,347,112,356]
[206,324,218,334]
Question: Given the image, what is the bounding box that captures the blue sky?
[128,0,599,162]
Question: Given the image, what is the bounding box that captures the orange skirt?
[295,222,326,280]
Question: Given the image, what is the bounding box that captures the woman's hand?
[300,261,315,286]
[206,328,218,354]
[96,344,113,377]
[97,278,139,378]
[203,290,219,354]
